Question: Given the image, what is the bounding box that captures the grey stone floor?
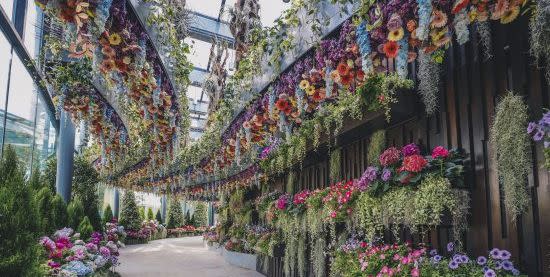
[116,236,264,277]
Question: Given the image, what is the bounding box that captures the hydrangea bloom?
[379,147,401,166]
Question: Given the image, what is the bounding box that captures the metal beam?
[190,66,208,86]
[188,11,234,47]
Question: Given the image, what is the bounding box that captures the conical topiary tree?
[139,206,146,221]
[119,191,141,231]
[103,204,114,223]
[67,198,85,229]
[77,216,93,240]
[51,194,68,230]
[193,202,208,227]
[0,145,44,275]
[147,207,154,221]
[166,197,184,228]
[155,209,163,223]
[35,186,54,234]
[72,155,102,231]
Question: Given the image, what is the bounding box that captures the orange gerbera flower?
[337,62,350,76]
[341,74,353,86]
[431,10,448,28]
[383,41,399,59]
[406,20,417,32]
[275,99,289,111]
[500,6,520,24]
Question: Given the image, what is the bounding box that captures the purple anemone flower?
[447,242,454,252]
[502,260,514,271]
[495,261,503,270]
[534,129,545,141]
[527,122,537,134]
[489,248,500,259]
[448,260,459,269]
[477,256,487,265]
[433,255,442,263]
[484,269,496,277]
[511,268,520,276]
[499,250,511,260]
[429,249,438,256]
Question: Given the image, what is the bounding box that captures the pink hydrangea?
[431,146,450,159]
[379,147,401,166]
[276,195,289,210]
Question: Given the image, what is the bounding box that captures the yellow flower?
[500,7,519,24]
[469,10,478,22]
[387,27,404,42]
[299,79,310,90]
[306,86,316,96]
[109,33,122,46]
[123,56,132,64]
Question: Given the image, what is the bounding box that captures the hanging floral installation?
[37,0,192,173]
[109,0,538,196]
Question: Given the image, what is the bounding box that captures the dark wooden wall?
[264,16,549,276]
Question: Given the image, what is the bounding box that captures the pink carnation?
[431,146,449,159]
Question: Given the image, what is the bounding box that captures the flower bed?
[332,237,525,276]
[167,225,205,238]
[40,223,124,276]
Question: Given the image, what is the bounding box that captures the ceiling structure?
[184,0,290,140]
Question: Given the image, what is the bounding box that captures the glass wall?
[0,0,57,173]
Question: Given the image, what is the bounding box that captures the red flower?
[379,147,401,167]
[431,146,450,159]
[340,74,353,86]
[400,155,428,173]
[337,62,350,76]
[275,99,289,111]
[383,41,399,58]
[451,0,470,14]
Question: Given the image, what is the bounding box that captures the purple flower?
[502,260,514,271]
[429,249,438,256]
[512,268,520,276]
[99,246,111,257]
[495,261,503,270]
[364,166,379,182]
[433,255,442,263]
[381,168,392,181]
[544,141,550,148]
[402,143,420,156]
[499,250,511,260]
[527,122,537,134]
[448,260,459,269]
[489,248,500,259]
[484,269,496,277]
[447,242,454,252]
[534,129,545,141]
[477,256,487,265]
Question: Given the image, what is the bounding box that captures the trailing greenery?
[329,148,342,183]
[356,175,467,242]
[166,196,184,228]
[490,92,531,218]
[367,130,386,165]
[0,145,45,276]
[120,191,142,231]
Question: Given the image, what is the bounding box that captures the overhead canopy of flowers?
[37,0,191,172]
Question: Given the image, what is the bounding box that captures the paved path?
[117,236,263,277]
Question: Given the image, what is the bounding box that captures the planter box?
[125,237,149,245]
[223,249,257,270]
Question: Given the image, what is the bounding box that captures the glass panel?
[0,30,12,153]
[0,0,14,21]
[186,0,221,18]
[185,38,213,69]
[258,0,290,27]
[23,2,41,57]
[5,51,37,169]
[32,94,56,169]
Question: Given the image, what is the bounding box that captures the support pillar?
[55,110,75,202]
[113,188,120,219]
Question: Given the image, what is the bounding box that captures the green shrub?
[35,187,54,234]
[51,194,68,230]
[193,202,208,227]
[139,206,146,221]
[43,157,57,193]
[147,207,154,221]
[72,155,102,231]
[103,204,114,223]
[155,209,163,223]
[67,198,85,229]
[0,145,45,276]
[166,197,184,228]
[120,191,141,231]
[77,216,94,240]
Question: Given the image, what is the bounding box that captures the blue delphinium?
[396,35,409,78]
[416,0,432,41]
[356,21,373,73]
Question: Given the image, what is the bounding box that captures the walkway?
[117,236,263,277]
